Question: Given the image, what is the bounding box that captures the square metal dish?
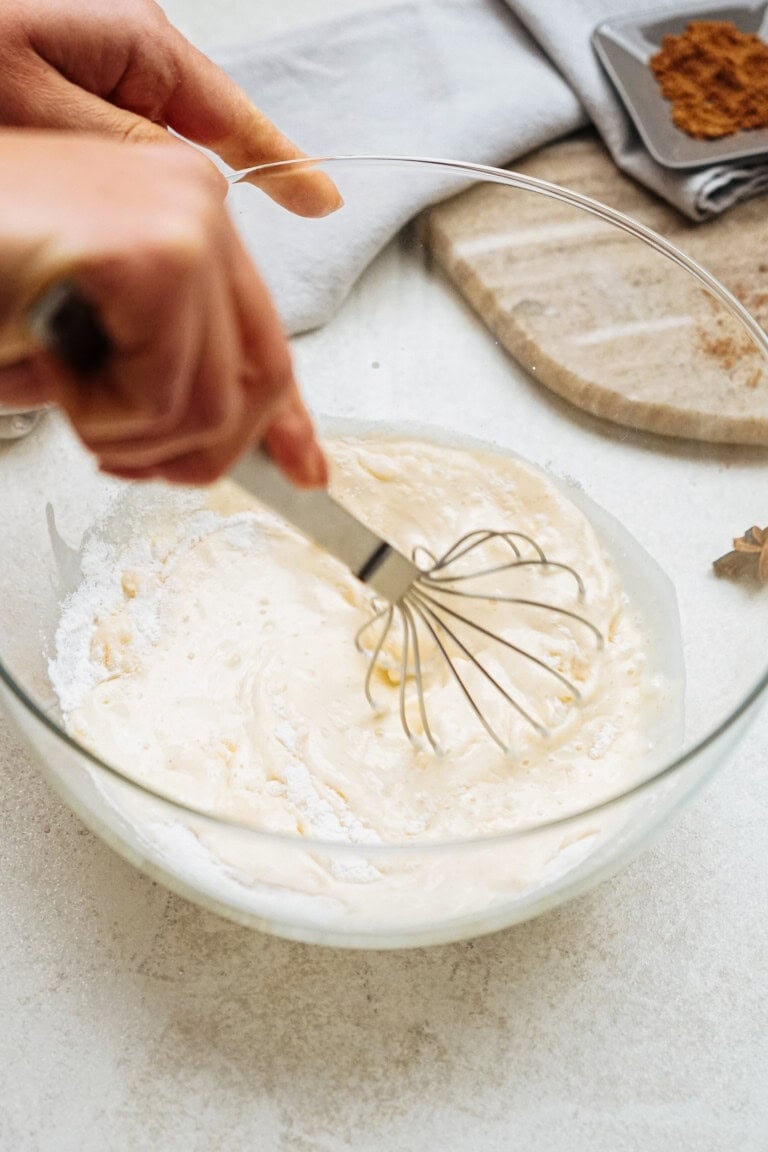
[593,1,768,168]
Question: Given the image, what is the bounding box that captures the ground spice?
[650,20,768,139]
[694,292,766,388]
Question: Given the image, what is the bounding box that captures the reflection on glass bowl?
[1,157,767,948]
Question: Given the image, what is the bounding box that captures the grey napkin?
[218,0,585,333]
[219,0,768,336]
[507,0,768,220]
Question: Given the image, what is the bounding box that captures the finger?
[94,257,243,470]
[0,359,51,407]
[17,40,340,218]
[128,288,287,485]
[265,385,328,488]
[99,465,156,482]
[52,330,199,447]
[50,265,201,445]
[140,219,307,487]
[150,411,265,487]
[225,220,327,486]
[101,381,325,489]
[162,31,342,218]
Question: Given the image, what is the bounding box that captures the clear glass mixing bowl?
[1,156,767,949]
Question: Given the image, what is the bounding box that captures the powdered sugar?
[48,506,265,716]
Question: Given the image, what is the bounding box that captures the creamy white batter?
[51,437,676,856]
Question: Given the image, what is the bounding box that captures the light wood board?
[423,132,768,445]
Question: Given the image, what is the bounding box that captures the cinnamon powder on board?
[650,20,768,139]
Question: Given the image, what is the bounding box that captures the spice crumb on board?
[650,20,768,139]
[694,294,766,385]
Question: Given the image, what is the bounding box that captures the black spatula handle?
[28,280,113,376]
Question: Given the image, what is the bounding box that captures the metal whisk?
[355,529,603,753]
[25,279,605,753]
[230,449,604,754]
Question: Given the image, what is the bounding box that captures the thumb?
[160,30,343,219]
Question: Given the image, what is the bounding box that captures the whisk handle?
[27,280,112,376]
[230,447,419,603]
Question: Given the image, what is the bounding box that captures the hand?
[0,0,341,217]
[0,132,328,488]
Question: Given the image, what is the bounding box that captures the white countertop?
[1,2,767,1149]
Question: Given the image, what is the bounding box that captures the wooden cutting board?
[422,131,768,445]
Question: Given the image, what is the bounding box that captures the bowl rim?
[3,152,768,853]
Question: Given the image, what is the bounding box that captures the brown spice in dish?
[650,20,768,139]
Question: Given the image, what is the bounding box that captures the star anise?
[713,525,768,583]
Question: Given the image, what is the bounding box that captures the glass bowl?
[1,156,767,949]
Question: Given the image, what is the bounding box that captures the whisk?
[231,449,604,754]
[28,280,603,751]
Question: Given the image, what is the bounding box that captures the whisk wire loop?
[413,586,585,700]
[356,528,604,753]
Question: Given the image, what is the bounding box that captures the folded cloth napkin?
[218,0,585,333]
[218,0,768,335]
[507,0,768,219]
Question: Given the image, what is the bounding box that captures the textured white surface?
[1,1,767,1149]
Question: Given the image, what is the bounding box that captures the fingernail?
[318,190,345,217]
